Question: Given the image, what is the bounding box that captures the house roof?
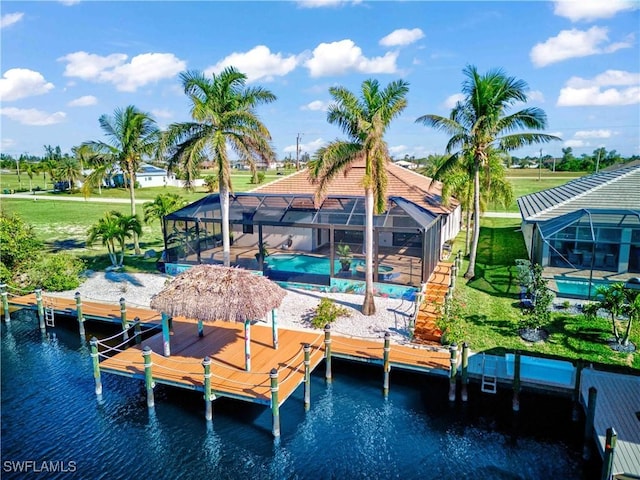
[251,160,458,215]
[517,164,640,221]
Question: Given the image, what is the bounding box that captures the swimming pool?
[554,277,611,299]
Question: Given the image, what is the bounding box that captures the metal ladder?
[44,297,55,327]
[480,353,497,394]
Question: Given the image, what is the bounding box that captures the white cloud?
[305,39,398,77]
[379,28,424,47]
[530,26,632,67]
[0,68,54,101]
[553,0,639,22]
[67,95,97,107]
[205,45,298,83]
[59,0,81,5]
[151,108,172,119]
[564,139,587,148]
[59,51,186,92]
[1,12,24,29]
[443,93,464,109]
[296,0,361,8]
[574,129,614,139]
[389,144,434,158]
[1,107,66,126]
[1,138,15,150]
[557,70,640,106]
[301,100,329,111]
[526,90,545,102]
[284,137,326,154]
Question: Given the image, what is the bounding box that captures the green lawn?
[451,218,639,370]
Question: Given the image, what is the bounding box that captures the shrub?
[437,291,467,345]
[520,263,554,331]
[0,211,42,272]
[311,297,350,329]
[22,253,85,291]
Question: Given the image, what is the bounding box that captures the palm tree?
[143,193,187,239]
[85,106,159,255]
[310,78,409,315]
[416,65,559,279]
[162,67,276,267]
[622,288,640,347]
[87,211,142,268]
[24,163,38,192]
[56,158,82,192]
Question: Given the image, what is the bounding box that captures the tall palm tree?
[310,78,409,315]
[416,65,558,279]
[85,106,159,255]
[143,193,187,239]
[162,67,276,267]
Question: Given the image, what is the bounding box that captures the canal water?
[2,311,597,479]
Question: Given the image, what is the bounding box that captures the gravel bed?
[47,271,418,344]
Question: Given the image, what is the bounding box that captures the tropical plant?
[85,105,159,255]
[87,211,143,268]
[0,211,43,280]
[162,67,276,267]
[520,263,553,333]
[416,65,559,279]
[584,283,633,346]
[337,243,352,271]
[203,174,219,193]
[622,288,640,347]
[309,78,409,315]
[24,163,38,192]
[311,297,350,329]
[55,158,82,192]
[143,193,187,239]
[23,253,85,291]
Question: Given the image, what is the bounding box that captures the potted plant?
[255,242,269,262]
[337,243,352,272]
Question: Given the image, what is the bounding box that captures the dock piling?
[571,361,583,422]
[162,313,171,357]
[134,317,141,344]
[78,315,86,340]
[600,427,617,480]
[583,386,598,460]
[197,319,204,338]
[324,324,332,383]
[448,343,458,402]
[272,309,279,349]
[1,284,10,323]
[513,351,521,412]
[383,332,391,397]
[303,343,311,411]
[461,342,469,402]
[244,319,251,371]
[119,297,129,340]
[35,288,45,330]
[90,337,102,397]
[202,356,213,421]
[142,346,155,409]
[74,291,83,327]
[270,368,280,439]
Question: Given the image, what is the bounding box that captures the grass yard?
[451,218,639,370]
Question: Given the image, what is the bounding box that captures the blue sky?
[1,0,639,161]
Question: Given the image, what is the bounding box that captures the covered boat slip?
[162,193,443,287]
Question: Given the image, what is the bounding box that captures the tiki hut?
[150,265,287,370]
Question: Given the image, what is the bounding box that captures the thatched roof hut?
[150,264,286,322]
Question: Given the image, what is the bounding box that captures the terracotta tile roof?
[253,161,458,215]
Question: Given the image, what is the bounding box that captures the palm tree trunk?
[622,317,632,346]
[465,161,481,279]
[611,314,620,342]
[128,164,141,255]
[220,185,231,267]
[362,188,376,315]
[464,208,472,256]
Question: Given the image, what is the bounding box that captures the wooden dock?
[580,368,640,477]
[413,261,452,343]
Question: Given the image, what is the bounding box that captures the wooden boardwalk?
[413,261,452,343]
[580,368,640,476]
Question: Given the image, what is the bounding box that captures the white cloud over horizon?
[443,93,464,109]
[301,100,329,111]
[557,70,640,106]
[304,39,398,77]
[59,51,186,92]
[574,129,614,139]
[0,68,54,101]
[296,0,361,8]
[1,12,24,29]
[284,137,326,154]
[67,95,97,107]
[1,107,66,126]
[530,26,633,67]
[553,0,639,22]
[379,28,424,47]
[206,45,298,83]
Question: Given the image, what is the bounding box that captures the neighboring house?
[393,160,418,170]
[112,163,168,188]
[517,164,640,277]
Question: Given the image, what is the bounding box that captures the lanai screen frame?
[162,192,444,286]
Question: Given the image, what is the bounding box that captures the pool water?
[265,254,343,275]
[555,277,611,299]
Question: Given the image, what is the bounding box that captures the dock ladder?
[44,297,55,327]
[480,353,497,394]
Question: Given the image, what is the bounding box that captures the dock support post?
[35,288,45,330]
[202,356,213,422]
[461,342,469,402]
[271,309,278,349]
[74,291,82,326]
[134,317,142,344]
[303,343,311,411]
[448,343,457,402]
[90,337,102,397]
[1,284,10,323]
[197,319,204,338]
[324,324,332,383]
[78,315,86,340]
[383,332,391,397]
[161,313,171,357]
[583,386,598,460]
[270,368,280,439]
[119,297,128,340]
[244,319,251,372]
[571,361,583,422]
[600,427,617,480]
[142,346,155,409]
[456,250,462,270]
[512,351,521,412]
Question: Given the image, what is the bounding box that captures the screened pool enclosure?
[161,193,445,287]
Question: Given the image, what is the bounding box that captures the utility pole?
[538,148,542,181]
[296,133,302,170]
[595,149,601,174]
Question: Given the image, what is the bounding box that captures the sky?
[1,0,639,162]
